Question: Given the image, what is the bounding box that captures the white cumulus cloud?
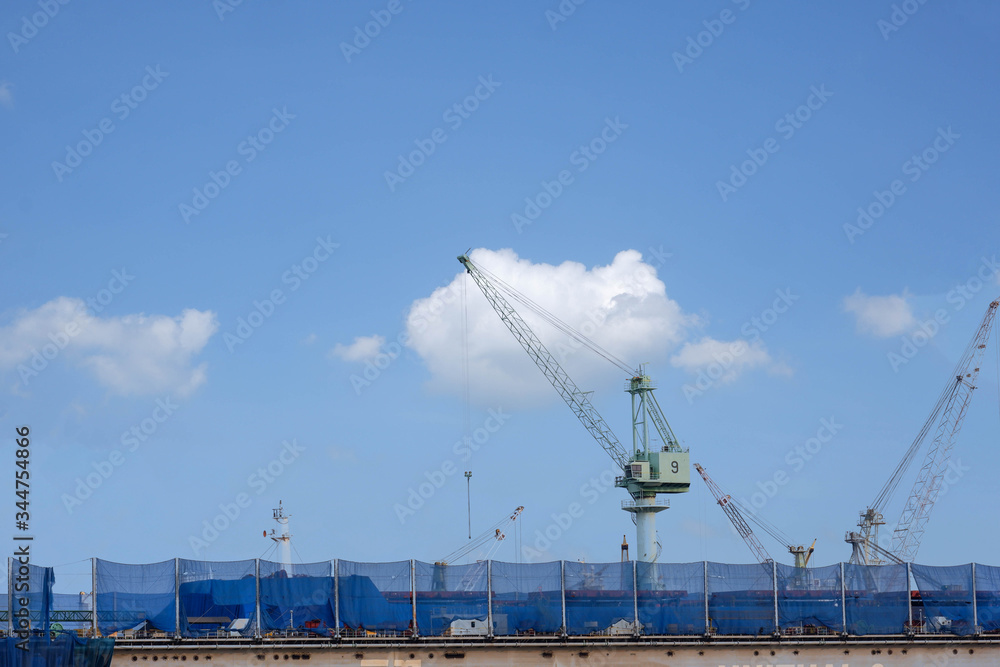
[0,297,218,396]
[402,248,750,406]
[842,289,916,337]
[330,334,385,362]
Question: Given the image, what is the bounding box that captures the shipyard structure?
[7,556,1000,666]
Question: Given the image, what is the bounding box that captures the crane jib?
[847,298,998,565]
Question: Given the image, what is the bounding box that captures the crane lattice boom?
[890,298,999,561]
[458,255,631,471]
[694,464,772,565]
[848,298,998,564]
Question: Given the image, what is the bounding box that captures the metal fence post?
[906,562,913,633]
[254,559,261,639]
[560,560,567,637]
[840,562,847,634]
[487,560,494,638]
[772,560,779,634]
[632,559,639,637]
[972,562,978,634]
[91,558,98,637]
[410,560,418,638]
[174,558,181,639]
[334,559,340,640]
[703,561,709,635]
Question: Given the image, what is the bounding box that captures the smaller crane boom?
[695,464,772,565]
[437,506,524,566]
[696,463,817,567]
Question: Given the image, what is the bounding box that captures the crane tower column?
[623,497,668,562]
[617,373,689,562]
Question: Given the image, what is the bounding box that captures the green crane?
[458,253,690,562]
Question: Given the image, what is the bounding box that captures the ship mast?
[268,500,293,573]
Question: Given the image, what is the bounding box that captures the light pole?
[464,471,472,539]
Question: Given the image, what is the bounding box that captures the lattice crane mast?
[846,298,999,564]
[458,253,690,563]
[694,463,816,568]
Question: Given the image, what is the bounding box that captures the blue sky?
[2,1,1000,593]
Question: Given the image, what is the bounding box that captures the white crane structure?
[458,254,690,563]
[694,463,815,568]
[266,501,293,573]
[436,506,524,566]
[846,298,999,564]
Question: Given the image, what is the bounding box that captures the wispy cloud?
[330,334,385,362]
[670,337,777,383]
[842,289,916,337]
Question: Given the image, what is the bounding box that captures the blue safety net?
[844,563,908,635]
[489,561,561,635]
[975,564,1000,633]
[337,560,412,635]
[708,562,774,635]
[177,559,255,637]
[95,559,175,636]
[637,561,705,635]
[564,561,634,636]
[9,562,54,634]
[51,594,92,632]
[0,635,114,667]
[912,563,974,635]
[413,561,488,637]
[776,563,843,634]
[259,560,333,636]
